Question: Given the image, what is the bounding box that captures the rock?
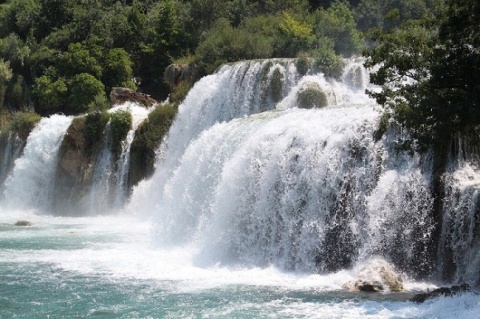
[410,284,471,303]
[164,63,197,87]
[110,87,158,107]
[343,258,404,293]
[15,220,33,226]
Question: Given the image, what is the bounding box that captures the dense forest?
[0,0,478,150]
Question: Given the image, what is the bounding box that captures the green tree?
[102,48,135,90]
[32,75,67,115]
[68,73,105,114]
[364,0,480,148]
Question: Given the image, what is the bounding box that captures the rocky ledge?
[110,87,158,107]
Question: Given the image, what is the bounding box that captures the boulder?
[164,63,197,87]
[15,220,33,226]
[410,284,471,303]
[110,87,158,107]
[343,258,404,293]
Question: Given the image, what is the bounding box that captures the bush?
[68,73,105,114]
[297,82,328,109]
[296,52,311,76]
[196,18,274,73]
[10,111,41,140]
[269,67,284,103]
[313,48,344,79]
[129,104,177,186]
[84,110,110,148]
[110,109,132,155]
[32,75,68,115]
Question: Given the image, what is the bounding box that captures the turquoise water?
[1,213,479,319]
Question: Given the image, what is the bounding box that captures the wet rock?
[15,220,32,226]
[110,87,158,107]
[343,258,404,292]
[410,284,471,303]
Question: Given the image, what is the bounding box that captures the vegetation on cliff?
[0,0,437,122]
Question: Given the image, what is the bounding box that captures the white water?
[1,59,479,318]
[2,114,72,213]
[87,103,152,214]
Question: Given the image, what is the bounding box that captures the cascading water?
[112,103,151,208]
[2,114,72,213]
[0,132,25,196]
[1,59,479,318]
[126,59,439,279]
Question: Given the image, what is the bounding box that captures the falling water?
[2,115,72,213]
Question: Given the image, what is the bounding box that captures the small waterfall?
[88,122,114,214]
[0,132,25,196]
[88,103,152,214]
[2,115,73,212]
[438,147,480,284]
[112,103,151,208]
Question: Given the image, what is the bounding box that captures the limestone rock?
[164,63,197,87]
[343,258,404,293]
[110,87,158,107]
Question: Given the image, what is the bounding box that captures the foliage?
[110,109,132,155]
[68,73,106,114]
[32,75,68,115]
[0,58,12,109]
[196,18,274,73]
[0,0,448,122]
[84,110,110,148]
[297,82,328,108]
[269,67,284,103]
[129,104,177,185]
[296,52,311,76]
[364,0,480,149]
[9,110,41,140]
[102,48,135,91]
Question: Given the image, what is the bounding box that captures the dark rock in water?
[355,281,384,292]
[110,87,158,107]
[15,220,32,226]
[410,283,471,303]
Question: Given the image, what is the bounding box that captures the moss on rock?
[129,104,177,187]
[297,82,328,109]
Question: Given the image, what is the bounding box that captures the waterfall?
[126,59,438,278]
[112,103,151,208]
[0,132,25,196]
[438,145,480,284]
[88,103,152,214]
[2,115,73,213]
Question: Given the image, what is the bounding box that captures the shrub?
[269,67,284,103]
[110,109,132,155]
[296,52,311,76]
[68,73,105,115]
[297,82,328,109]
[32,75,68,115]
[84,110,110,148]
[313,48,344,79]
[10,111,41,140]
[129,104,177,186]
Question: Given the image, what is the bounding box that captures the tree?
[68,73,105,114]
[364,0,480,149]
